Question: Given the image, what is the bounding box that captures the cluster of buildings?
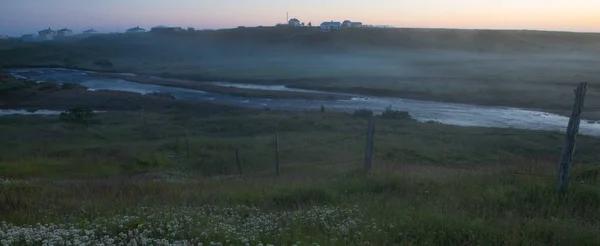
[18,25,190,42]
[21,28,98,42]
[283,17,364,32]
[10,18,385,43]
[320,20,363,32]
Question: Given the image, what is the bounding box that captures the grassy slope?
[1,28,600,117]
[1,108,600,244]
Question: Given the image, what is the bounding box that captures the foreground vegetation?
[2,171,600,245]
[1,105,600,245]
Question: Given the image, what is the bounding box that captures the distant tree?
[301,22,305,27]
[93,59,113,69]
[308,22,312,27]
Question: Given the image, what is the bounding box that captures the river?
[9,67,600,136]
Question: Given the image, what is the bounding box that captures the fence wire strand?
[278,132,365,153]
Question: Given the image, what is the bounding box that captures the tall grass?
[1,109,599,244]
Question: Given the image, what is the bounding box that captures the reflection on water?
[9,68,600,136]
[0,109,106,116]
[0,109,63,116]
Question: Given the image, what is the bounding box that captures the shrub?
[381,105,413,120]
[37,82,61,91]
[59,107,95,128]
[147,91,175,99]
[93,59,113,69]
[352,109,373,118]
[60,83,86,90]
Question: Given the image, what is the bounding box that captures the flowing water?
[9,68,600,136]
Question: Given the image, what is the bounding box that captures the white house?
[288,18,302,27]
[342,20,362,28]
[351,22,363,28]
[38,28,56,41]
[126,26,146,33]
[57,28,73,38]
[320,21,341,32]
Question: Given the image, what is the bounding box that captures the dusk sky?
[1,0,599,36]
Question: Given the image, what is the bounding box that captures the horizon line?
[3,25,599,37]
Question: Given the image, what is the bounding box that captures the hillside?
[1,27,600,116]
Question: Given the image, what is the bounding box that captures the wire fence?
[209,115,599,190]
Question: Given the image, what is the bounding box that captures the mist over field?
[2,27,600,113]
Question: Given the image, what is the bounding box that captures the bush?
[352,109,373,118]
[93,59,113,69]
[60,83,86,90]
[59,107,95,128]
[147,91,175,99]
[37,82,61,91]
[381,105,413,120]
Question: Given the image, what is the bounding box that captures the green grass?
[1,108,600,244]
[1,109,597,179]
[1,169,599,244]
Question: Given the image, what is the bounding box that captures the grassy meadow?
[1,106,600,245]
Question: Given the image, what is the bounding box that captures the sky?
[1,0,599,36]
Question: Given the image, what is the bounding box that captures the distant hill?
[0,27,598,82]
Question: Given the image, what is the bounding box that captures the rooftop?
[127,26,145,31]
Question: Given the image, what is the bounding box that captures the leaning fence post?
[557,82,587,192]
[275,133,280,177]
[235,149,243,176]
[364,115,375,171]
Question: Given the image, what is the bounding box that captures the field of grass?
[1,105,600,244]
[1,28,600,117]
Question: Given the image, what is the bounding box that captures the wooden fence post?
[557,82,587,192]
[364,115,375,171]
[185,135,190,158]
[235,149,243,176]
[275,133,280,177]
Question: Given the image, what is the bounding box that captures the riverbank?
[90,72,349,100]
[0,73,241,114]
[8,63,599,120]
